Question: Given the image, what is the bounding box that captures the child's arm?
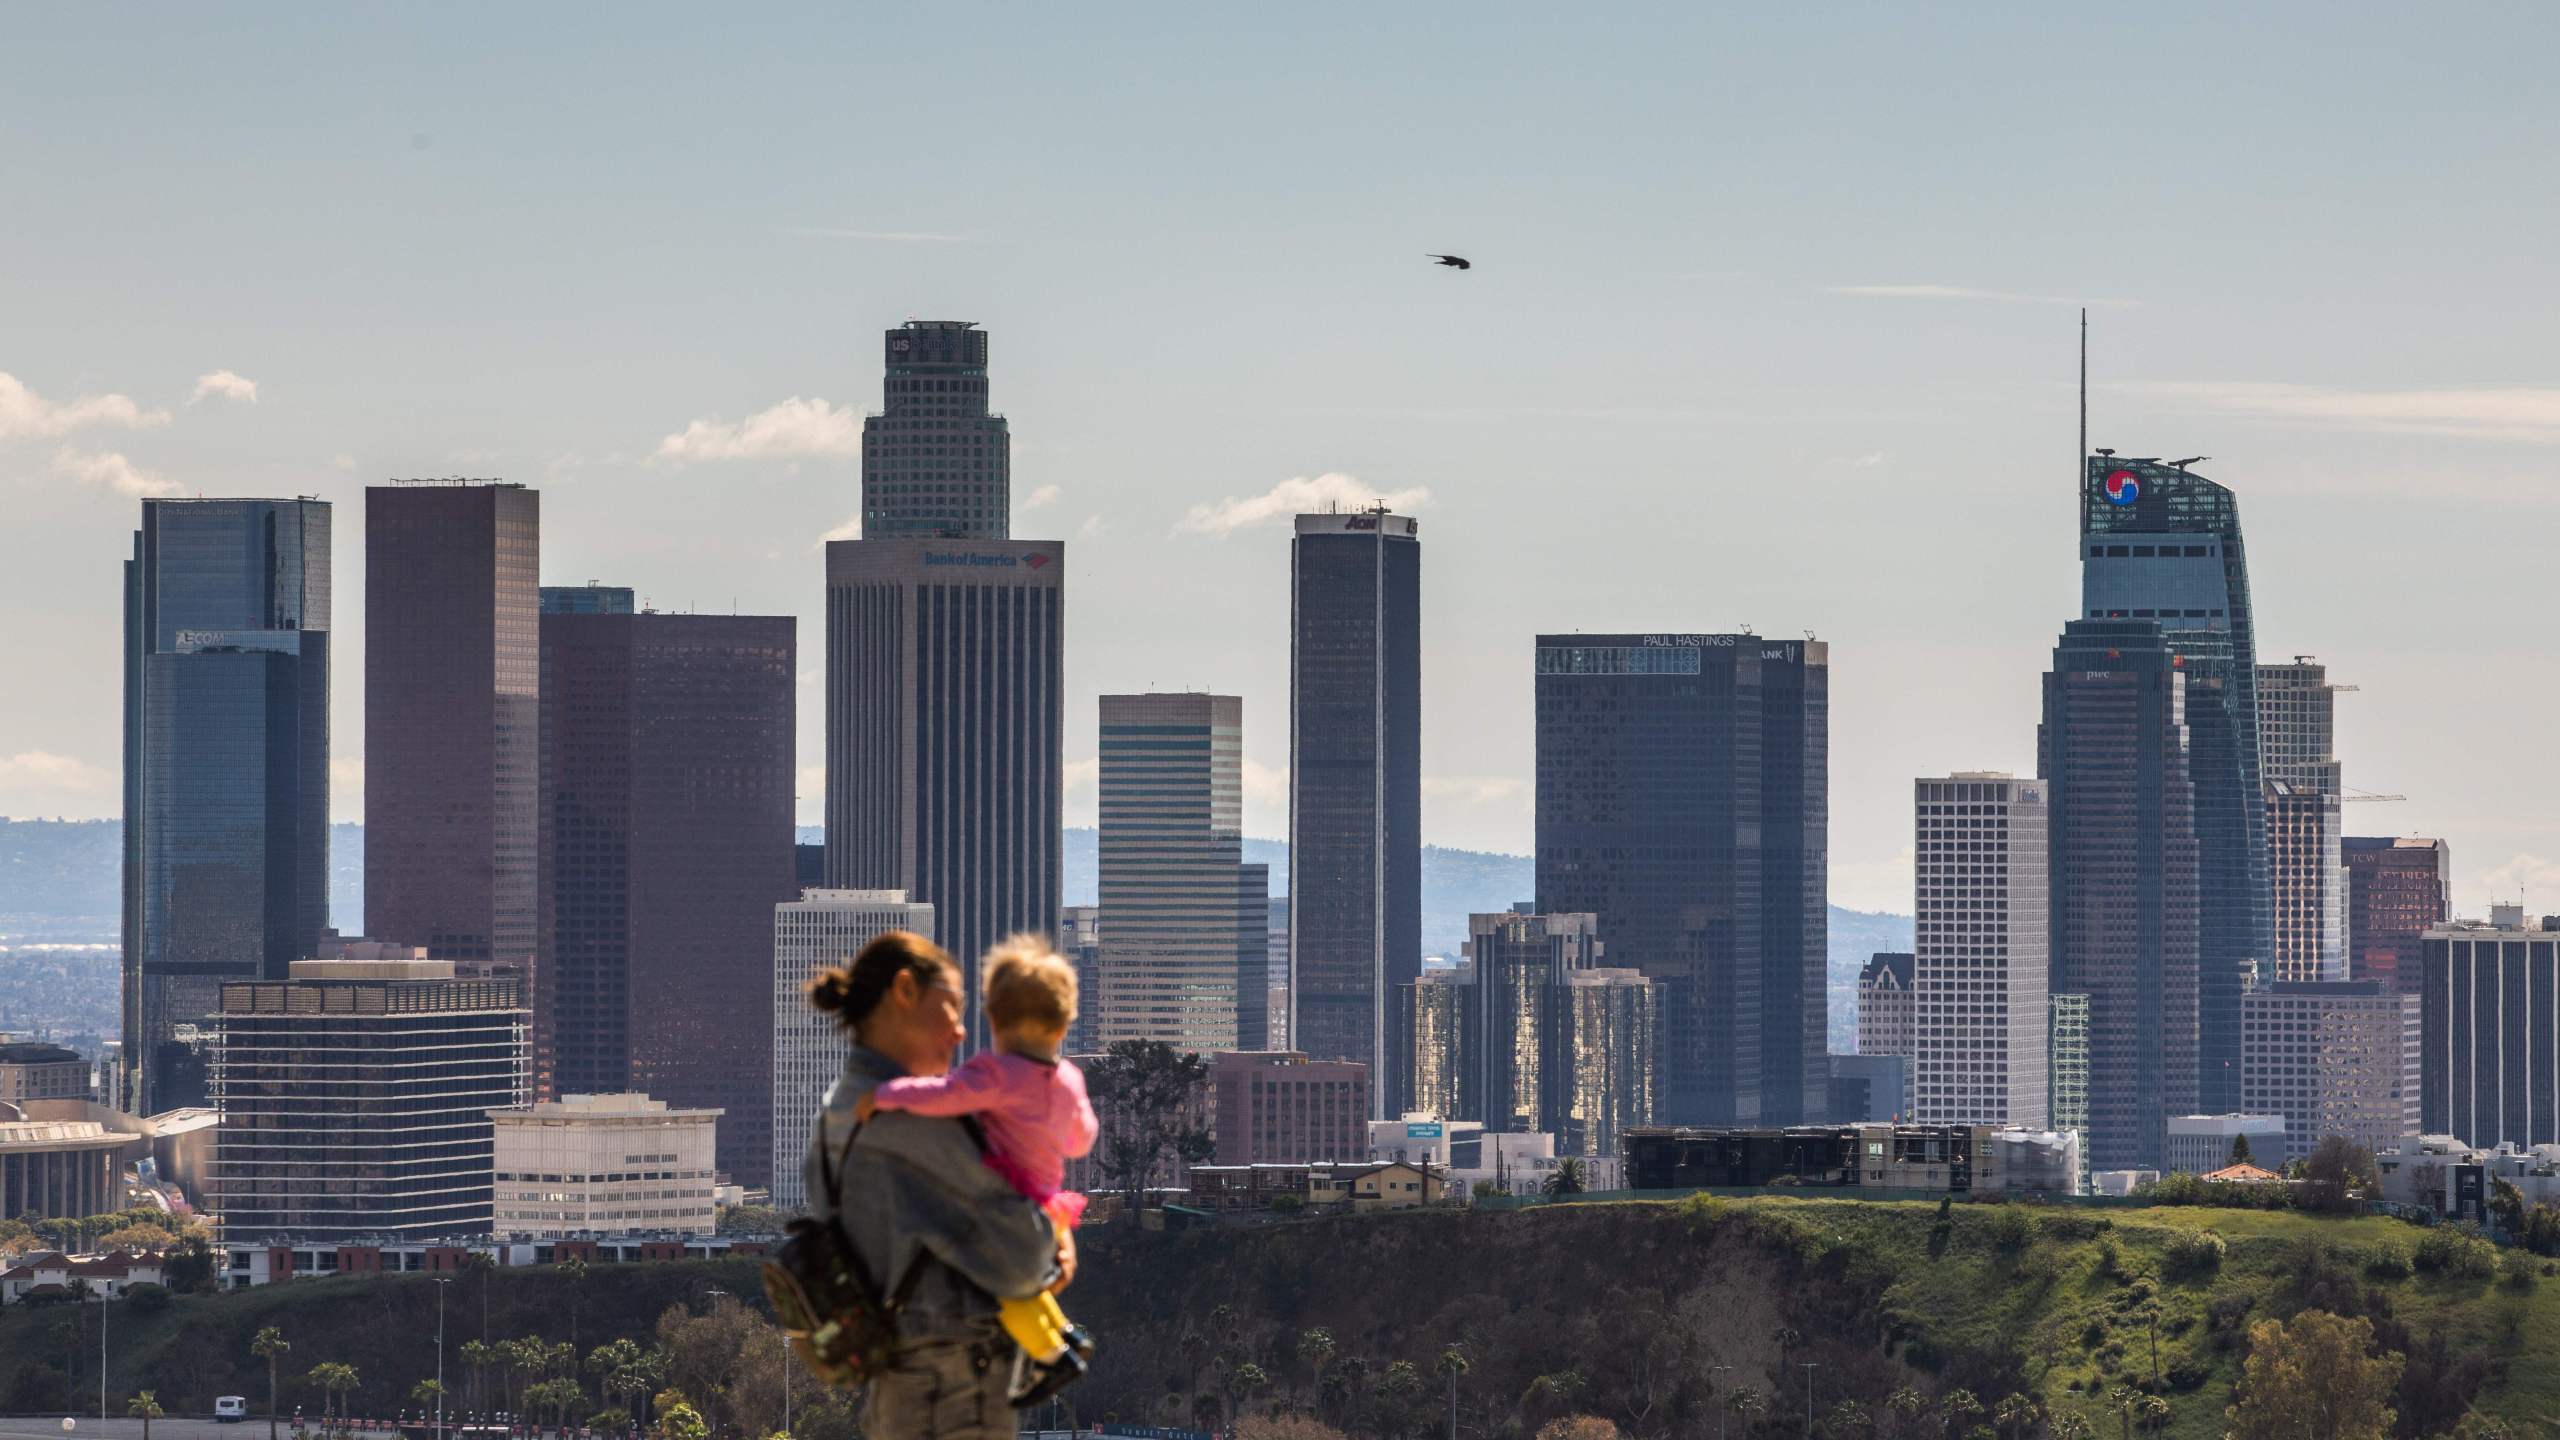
[870,1055,1012,1119]
[1060,1063,1101,1159]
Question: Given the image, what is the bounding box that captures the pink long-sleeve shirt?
[870,1050,1100,1220]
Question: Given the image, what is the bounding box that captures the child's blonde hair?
[983,934,1078,1035]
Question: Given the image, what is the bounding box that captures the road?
[0,1423,278,1440]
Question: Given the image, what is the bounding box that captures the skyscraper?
[538,584,635,615]
[540,609,798,1186]
[1094,694,1267,1052]
[2040,619,2200,1171]
[1407,960,1476,1122]
[2421,919,2560,1151]
[824,537,1063,1050]
[860,320,1011,540]
[365,481,540,978]
[123,498,332,1112]
[770,889,936,1210]
[2239,980,2418,1163]
[2080,455,2270,1113]
[2257,658,2346,982]
[1855,952,1916,1113]
[1912,773,2049,1129]
[208,953,528,1239]
[1535,633,1829,1126]
[1557,967,1661,1158]
[1289,510,1421,1121]
[2344,837,2451,993]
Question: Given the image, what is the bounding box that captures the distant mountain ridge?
[3,819,1909,1052]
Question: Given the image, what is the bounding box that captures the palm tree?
[2134,1395,2170,1435]
[252,1328,291,1440]
[128,1390,165,1440]
[1729,1387,1770,1439]
[1885,1385,1926,1439]
[411,1381,445,1416]
[525,1378,582,1433]
[1296,1327,1335,1416]
[2107,1386,2136,1440]
[1543,1157,1588,1197]
[459,1341,491,1413]
[1938,1388,1982,1440]
[1992,1392,2037,1440]
[2049,1414,2096,1440]
[1828,1397,1874,1435]
[1225,1363,1268,1427]
[1436,1345,1469,1440]
[307,1362,359,1436]
[559,1257,589,1351]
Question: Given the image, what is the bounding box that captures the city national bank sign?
[923,551,1052,571]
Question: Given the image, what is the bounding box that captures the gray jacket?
[805,1043,1060,1334]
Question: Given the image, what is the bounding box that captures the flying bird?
[1427,254,1472,270]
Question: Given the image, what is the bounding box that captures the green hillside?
[0,1197,2543,1437]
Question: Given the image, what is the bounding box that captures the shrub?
[2502,1251,2539,1294]
[121,1283,172,1315]
[2165,1357,2211,1391]
[2364,1241,2413,1280]
[1674,1193,1730,1231]
[2043,1212,2114,1242]
[2094,1236,2124,1280]
[1987,1205,2037,1253]
[2162,1230,2226,1279]
[2414,1225,2498,1279]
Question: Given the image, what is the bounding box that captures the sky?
[7,5,2560,915]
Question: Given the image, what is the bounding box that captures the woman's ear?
[886,968,919,1009]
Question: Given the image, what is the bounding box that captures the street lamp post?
[1801,1362,1819,1440]
[1710,1365,1732,1440]
[434,1278,453,1440]
[98,1287,107,1422]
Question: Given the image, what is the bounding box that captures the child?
[857,934,1100,1404]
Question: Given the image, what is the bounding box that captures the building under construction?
[1622,1123,2078,1196]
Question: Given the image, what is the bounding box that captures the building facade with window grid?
[2040,620,2200,1171]
[1912,774,2049,1129]
[208,959,529,1240]
[824,537,1063,1055]
[1210,1051,1370,1166]
[1290,512,1421,1121]
[2239,980,2418,1162]
[491,1093,719,1238]
[2420,923,2560,1151]
[1855,952,1915,1116]
[769,890,935,1212]
[1534,632,1829,1128]
[860,320,1011,540]
[2345,838,2451,994]
[2257,659,2347,983]
[1095,693,1268,1053]
[2081,455,2271,1114]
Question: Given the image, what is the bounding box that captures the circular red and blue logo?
[2103,468,2141,506]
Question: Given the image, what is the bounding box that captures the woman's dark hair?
[806,929,959,1033]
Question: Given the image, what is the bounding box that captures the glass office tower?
[2080,456,2270,1113]
[123,498,331,1112]
[1534,634,1828,1126]
[860,320,1012,540]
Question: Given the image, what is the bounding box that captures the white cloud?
[52,447,181,497]
[1077,513,1108,539]
[1846,451,1887,468]
[817,512,862,544]
[330,453,357,472]
[1179,473,1430,536]
[189,370,259,405]
[0,750,113,794]
[795,765,825,800]
[785,227,974,242]
[1830,843,1917,916]
[0,372,170,439]
[329,758,363,822]
[655,397,864,463]
[1825,284,2136,309]
[1421,775,1530,808]
[2121,380,2560,443]
[1022,484,1061,509]
[1241,758,1288,810]
[2478,852,2560,910]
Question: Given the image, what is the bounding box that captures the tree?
[1939,1389,1982,1440]
[654,1401,709,1440]
[1884,1385,1926,1439]
[560,1256,590,1351]
[526,1378,584,1431]
[1543,1158,1588,1198]
[252,1327,291,1440]
[459,1341,493,1412]
[1729,1389,1770,1438]
[2133,1395,2169,1435]
[2302,1137,2379,1213]
[716,1205,788,1235]
[2226,1310,2403,1440]
[410,1381,445,1413]
[128,1390,165,1440]
[1236,1419,1352,1440]
[1991,1392,2036,1440]
[1296,1327,1336,1416]
[1827,1398,1873,1436]
[462,1250,498,1342]
[1227,1363,1270,1427]
[2226,1133,2253,1167]
[1535,1420,1623,1440]
[1435,1345,1468,1439]
[2491,1177,2528,1235]
[2048,1414,2096,1440]
[1082,1040,1215,1208]
[307,1362,360,1435]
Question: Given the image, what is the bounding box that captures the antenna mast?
[2078,307,2088,481]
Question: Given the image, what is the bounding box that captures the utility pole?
[99,1287,108,1422]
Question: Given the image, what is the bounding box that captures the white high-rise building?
[1912,773,2050,1128]
[2258,658,2347,982]
[770,889,935,1211]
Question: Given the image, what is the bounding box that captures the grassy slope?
[0,1201,2546,1436]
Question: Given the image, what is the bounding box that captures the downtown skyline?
[12,7,2560,921]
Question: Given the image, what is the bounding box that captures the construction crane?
[2342,787,2406,803]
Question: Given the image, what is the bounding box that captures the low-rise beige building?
[490,1094,719,1238]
